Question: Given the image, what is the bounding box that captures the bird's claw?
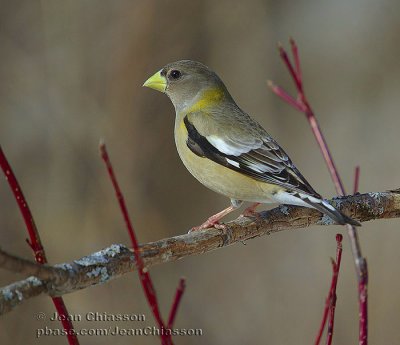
[240,202,261,219]
[188,221,227,233]
[241,209,260,218]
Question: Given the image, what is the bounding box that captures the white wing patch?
[244,161,269,173]
[226,158,240,168]
[206,135,287,175]
[206,135,262,156]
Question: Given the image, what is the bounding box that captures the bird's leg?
[189,206,235,232]
[241,202,261,217]
[189,199,242,232]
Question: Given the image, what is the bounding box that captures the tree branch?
[0,248,69,283]
[1,190,399,315]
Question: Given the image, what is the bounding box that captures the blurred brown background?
[1,1,399,344]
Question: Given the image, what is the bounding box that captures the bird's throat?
[185,88,225,113]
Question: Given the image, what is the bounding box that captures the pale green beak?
[143,70,167,92]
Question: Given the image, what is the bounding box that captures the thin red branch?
[290,37,302,88]
[353,166,367,345]
[314,268,332,345]
[326,234,343,345]
[270,40,368,344]
[52,297,80,344]
[269,58,344,194]
[314,234,343,345]
[304,113,346,194]
[353,166,360,194]
[101,142,186,345]
[0,146,79,345]
[0,147,45,263]
[167,278,186,329]
[268,81,306,112]
[358,280,368,344]
[99,143,167,341]
[278,42,302,92]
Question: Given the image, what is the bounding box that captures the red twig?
[167,278,186,329]
[290,37,302,86]
[326,234,343,345]
[100,142,186,345]
[314,235,343,345]
[100,143,167,343]
[0,147,45,264]
[278,41,345,193]
[267,81,306,113]
[353,166,360,194]
[278,42,302,92]
[0,146,79,345]
[314,291,330,345]
[270,39,368,344]
[352,167,367,345]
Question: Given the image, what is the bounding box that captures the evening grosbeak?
[143,60,360,230]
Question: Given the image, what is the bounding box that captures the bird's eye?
[169,70,182,80]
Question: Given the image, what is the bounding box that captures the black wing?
[184,115,321,198]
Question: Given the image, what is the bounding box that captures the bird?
[143,60,360,230]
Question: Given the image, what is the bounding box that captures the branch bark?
[1,190,399,315]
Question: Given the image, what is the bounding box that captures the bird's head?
[143,60,230,111]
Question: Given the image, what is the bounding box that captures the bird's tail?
[299,194,361,227]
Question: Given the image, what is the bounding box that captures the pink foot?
[188,204,237,233]
[241,202,261,218]
[189,219,227,233]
